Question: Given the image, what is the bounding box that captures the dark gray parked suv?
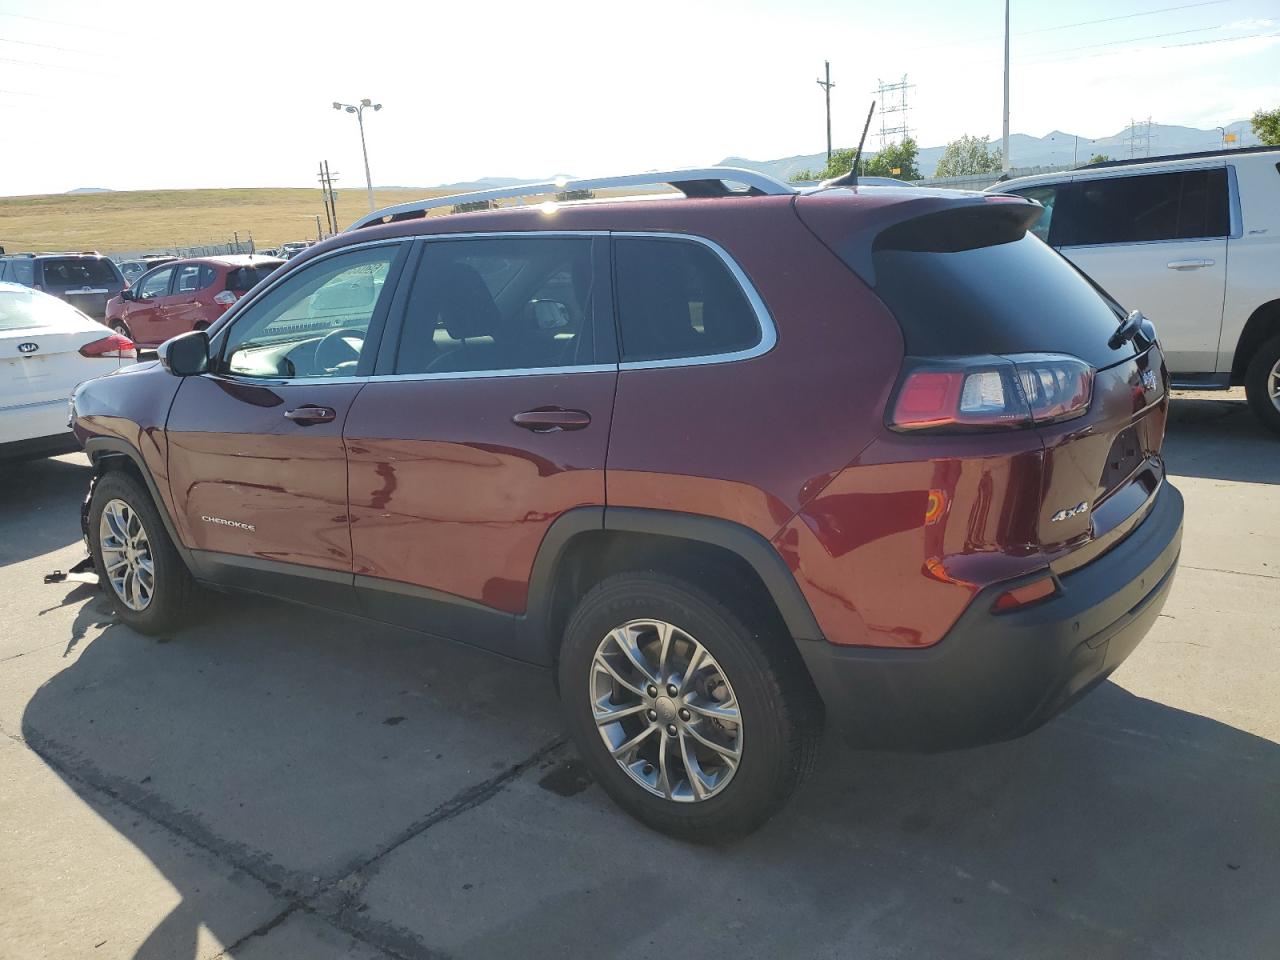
[0,253,126,320]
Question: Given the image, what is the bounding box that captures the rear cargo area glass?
[872,231,1134,370]
[40,258,119,286]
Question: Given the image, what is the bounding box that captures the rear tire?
[88,470,199,634]
[1244,334,1280,436]
[558,572,822,843]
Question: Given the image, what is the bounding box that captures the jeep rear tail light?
[889,354,1093,432]
[79,333,136,359]
[213,290,237,305]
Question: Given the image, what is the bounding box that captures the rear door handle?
[1166,259,1215,270]
[284,405,336,424]
[512,408,591,432]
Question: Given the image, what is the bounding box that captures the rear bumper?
[797,481,1183,751]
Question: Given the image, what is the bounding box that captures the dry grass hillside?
[0,186,457,254]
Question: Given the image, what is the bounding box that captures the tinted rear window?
[40,258,120,286]
[872,210,1132,369]
[226,265,279,292]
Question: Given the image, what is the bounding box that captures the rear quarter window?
[613,237,762,363]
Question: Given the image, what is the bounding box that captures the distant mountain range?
[721,120,1262,180]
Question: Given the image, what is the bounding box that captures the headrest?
[436,261,500,340]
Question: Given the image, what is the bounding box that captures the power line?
[0,36,100,55]
[0,55,124,77]
[1017,22,1279,65]
[1017,0,1234,35]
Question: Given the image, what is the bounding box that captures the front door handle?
[512,408,591,432]
[1167,258,1215,270]
[284,405,336,424]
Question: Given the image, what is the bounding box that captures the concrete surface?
[1,391,1277,959]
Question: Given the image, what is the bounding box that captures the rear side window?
[872,208,1134,369]
[1060,169,1229,246]
[40,258,120,286]
[613,237,761,363]
[8,260,35,285]
[1006,184,1062,243]
[395,236,596,375]
[174,264,204,294]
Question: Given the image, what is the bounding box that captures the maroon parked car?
[69,168,1182,840]
[104,255,284,348]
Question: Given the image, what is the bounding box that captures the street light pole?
[1001,0,1011,173]
[333,98,383,213]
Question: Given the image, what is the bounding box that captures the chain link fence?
[107,237,257,262]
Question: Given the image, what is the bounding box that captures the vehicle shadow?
[0,453,92,567]
[1164,393,1279,484]
[21,587,1280,959]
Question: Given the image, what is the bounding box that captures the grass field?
[0,186,459,254]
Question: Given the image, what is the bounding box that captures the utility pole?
[817,61,835,164]
[325,160,338,232]
[318,162,332,234]
[1002,0,1011,172]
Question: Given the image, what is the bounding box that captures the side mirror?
[120,288,133,301]
[158,330,209,377]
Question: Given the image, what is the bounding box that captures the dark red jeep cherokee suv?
[70,168,1183,841]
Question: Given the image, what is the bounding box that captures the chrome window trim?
[1226,163,1243,239]
[205,229,775,387]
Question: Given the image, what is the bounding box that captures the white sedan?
[1,281,135,461]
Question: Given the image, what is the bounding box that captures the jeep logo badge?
[17,342,38,354]
[1141,369,1159,392]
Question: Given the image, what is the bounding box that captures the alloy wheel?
[1269,357,1280,412]
[99,498,155,611]
[591,619,743,802]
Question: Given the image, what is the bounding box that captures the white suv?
[991,147,1280,432]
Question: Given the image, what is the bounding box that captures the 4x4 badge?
[1050,501,1089,523]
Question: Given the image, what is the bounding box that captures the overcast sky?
[1,0,1277,196]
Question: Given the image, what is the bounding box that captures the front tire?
[559,572,822,843]
[109,319,133,340]
[1244,334,1280,436]
[88,470,198,634]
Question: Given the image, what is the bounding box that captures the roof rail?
[1077,144,1278,171]
[346,166,796,232]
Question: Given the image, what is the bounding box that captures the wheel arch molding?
[82,437,193,568]
[524,506,824,665]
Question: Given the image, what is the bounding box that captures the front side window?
[1060,169,1229,246]
[394,236,596,375]
[613,237,761,363]
[137,267,174,300]
[220,244,400,379]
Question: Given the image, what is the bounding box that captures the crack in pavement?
[16,720,566,960]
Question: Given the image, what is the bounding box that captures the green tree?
[790,139,920,182]
[861,138,921,180]
[934,134,1002,177]
[1086,153,1111,165]
[790,147,857,183]
[1252,107,1280,146]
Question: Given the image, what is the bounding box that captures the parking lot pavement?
[1,391,1278,959]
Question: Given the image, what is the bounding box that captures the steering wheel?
[314,328,364,371]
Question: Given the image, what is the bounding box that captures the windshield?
[40,258,120,287]
[0,288,91,331]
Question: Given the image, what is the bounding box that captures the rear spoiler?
[795,191,1042,286]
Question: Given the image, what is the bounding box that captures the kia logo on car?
[17,342,38,354]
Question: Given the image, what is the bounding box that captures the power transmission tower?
[875,75,914,151]
[1126,118,1155,159]
[816,61,835,163]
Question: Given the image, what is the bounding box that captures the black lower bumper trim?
[797,481,1184,752]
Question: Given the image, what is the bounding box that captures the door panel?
[126,266,174,345]
[166,376,363,586]
[1062,240,1226,373]
[162,262,207,340]
[345,233,615,656]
